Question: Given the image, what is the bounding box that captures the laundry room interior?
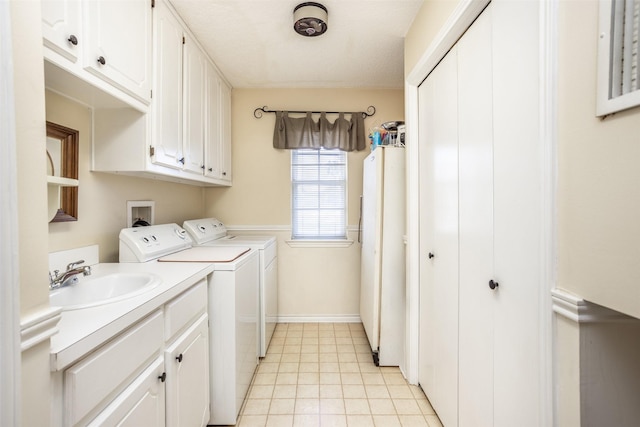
[6,0,640,426]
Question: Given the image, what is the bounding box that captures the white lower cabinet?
[57,279,209,427]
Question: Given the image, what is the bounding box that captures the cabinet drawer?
[165,279,207,342]
[65,310,163,426]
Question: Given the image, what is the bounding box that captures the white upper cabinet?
[41,0,81,62]
[182,33,207,175]
[219,80,232,183]
[204,62,221,179]
[83,0,152,103]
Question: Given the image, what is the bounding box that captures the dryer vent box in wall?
[127,200,155,228]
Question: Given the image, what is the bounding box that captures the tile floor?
[234,322,444,427]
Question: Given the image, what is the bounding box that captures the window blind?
[612,0,640,96]
[291,149,347,240]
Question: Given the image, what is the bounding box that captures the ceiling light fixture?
[293,2,328,37]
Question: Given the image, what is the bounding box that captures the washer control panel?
[119,223,193,262]
[183,218,227,244]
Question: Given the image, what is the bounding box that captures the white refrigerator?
[359,145,406,366]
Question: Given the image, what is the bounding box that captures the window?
[291,148,347,240]
[597,0,640,116]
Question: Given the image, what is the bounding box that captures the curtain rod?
[253,105,376,119]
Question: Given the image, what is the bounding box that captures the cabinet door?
[165,314,210,427]
[219,80,232,182]
[182,34,207,175]
[417,44,459,427]
[87,357,166,427]
[204,62,221,179]
[457,7,494,427]
[83,0,152,103]
[151,0,183,170]
[41,0,81,62]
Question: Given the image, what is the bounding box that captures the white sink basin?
[50,272,161,310]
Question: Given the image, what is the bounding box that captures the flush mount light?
[293,2,328,37]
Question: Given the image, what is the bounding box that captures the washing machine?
[183,218,278,358]
[119,223,259,425]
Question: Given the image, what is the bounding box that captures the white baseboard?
[277,314,362,324]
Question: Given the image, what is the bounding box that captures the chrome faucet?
[49,260,92,290]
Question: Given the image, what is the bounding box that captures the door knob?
[428,252,435,259]
[489,279,499,290]
[67,35,78,45]
[97,56,106,65]
[176,353,183,363]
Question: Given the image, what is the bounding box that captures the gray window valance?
[273,111,366,152]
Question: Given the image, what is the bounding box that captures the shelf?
[47,176,79,187]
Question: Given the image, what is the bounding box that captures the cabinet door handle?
[97,56,106,65]
[489,279,499,290]
[158,372,166,382]
[428,252,435,259]
[208,167,213,172]
[201,165,205,170]
[178,157,185,164]
[176,354,183,363]
[222,171,227,176]
[67,35,78,46]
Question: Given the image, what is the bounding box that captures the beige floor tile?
[302,337,319,345]
[364,385,390,399]
[416,399,435,415]
[320,398,346,414]
[270,337,286,346]
[372,415,401,427]
[336,337,354,345]
[299,362,319,373]
[281,353,301,363]
[283,345,302,354]
[300,353,319,363]
[296,384,320,398]
[334,324,350,331]
[320,344,338,353]
[393,399,422,415]
[280,362,300,373]
[319,323,334,330]
[301,345,319,354]
[340,363,360,373]
[338,353,358,363]
[270,399,296,415]
[298,372,320,385]
[295,398,320,414]
[345,414,374,427]
[293,414,320,427]
[424,414,443,427]
[255,373,278,385]
[380,366,401,374]
[287,330,303,338]
[361,373,385,385]
[383,373,407,385]
[342,384,367,399]
[286,337,303,345]
[319,337,337,345]
[341,373,363,385]
[239,414,268,427]
[250,385,275,399]
[320,372,342,385]
[276,373,299,385]
[368,398,397,415]
[319,353,339,363]
[244,399,272,415]
[409,385,426,399]
[259,363,280,374]
[320,384,344,398]
[344,399,371,415]
[269,345,284,354]
[355,345,373,354]
[273,385,297,399]
[320,362,340,373]
[387,385,414,399]
[288,325,304,332]
[337,344,356,354]
[358,363,380,373]
[263,353,283,363]
[398,415,429,427]
[320,414,348,427]
[266,414,294,427]
[319,331,336,338]
[356,353,374,363]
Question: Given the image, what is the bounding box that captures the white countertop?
[50,261,214,371]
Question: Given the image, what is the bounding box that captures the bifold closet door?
[418,45,459,427]
[457,7,495,427]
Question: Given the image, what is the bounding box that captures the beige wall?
[557,1,640,319]
[404,0,459,76]
[205,88,404,317]
[46,91,205,262]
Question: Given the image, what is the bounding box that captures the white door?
[41,0,81,62]
[360,149,383,354]
[151,0,183,170]
[83,0,152,102]
[457,7,494,427]
[418,46,459,427]
[491,2,542,425]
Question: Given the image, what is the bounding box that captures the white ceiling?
[169,0,424,89]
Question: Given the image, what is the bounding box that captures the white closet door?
[418,46,459,427]
[491,1,542,425]
[457,7,495,427]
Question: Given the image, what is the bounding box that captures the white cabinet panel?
[204,63,222,179]
[41,0,81,62]
[83,0,152,103]
[152,0,184,170]
[182,33,207,175]
[165,314,210,427]
[219,80,232,182]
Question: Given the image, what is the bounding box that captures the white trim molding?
[20,306,62,352]
[551,289,637,324]
[277,314,361,324]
